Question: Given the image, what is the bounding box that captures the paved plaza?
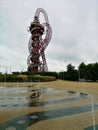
[0,80,98,130]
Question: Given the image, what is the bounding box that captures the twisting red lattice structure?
[27,8,52,72]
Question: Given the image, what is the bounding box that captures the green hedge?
[0,74,57,82]
[28,75,57,82]
[17,71,59,78]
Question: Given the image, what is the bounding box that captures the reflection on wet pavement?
[0,85,97,130]
[0,104,98,130]
[0,96,87,108]
[0,86,88,108]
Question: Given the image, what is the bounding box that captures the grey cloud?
[0,0,98,72]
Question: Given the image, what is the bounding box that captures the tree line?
[59,62,98,82]
[0,62,98,82]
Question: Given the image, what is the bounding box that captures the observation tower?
[27,8,52,72]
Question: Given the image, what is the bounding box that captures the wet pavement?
[0,104,98,130]
[84,124,98,130]
[0,84,98,130]
[0,86,88,108]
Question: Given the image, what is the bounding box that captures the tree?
[78,62,86,79]
[85,63,98,81]
[67,64,75,72]
[66,64,78,81]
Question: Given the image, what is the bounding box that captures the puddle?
[0,86,89,108]
[0,86,87,108]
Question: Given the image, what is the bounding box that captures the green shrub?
[0,74,57,82]
[18,75,28,82]
[28,75,57,82]
[42,76,57,81]
[0,74,4,82]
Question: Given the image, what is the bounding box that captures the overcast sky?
[0,0,98,73]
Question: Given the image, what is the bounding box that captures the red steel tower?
[27,8,52,72]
